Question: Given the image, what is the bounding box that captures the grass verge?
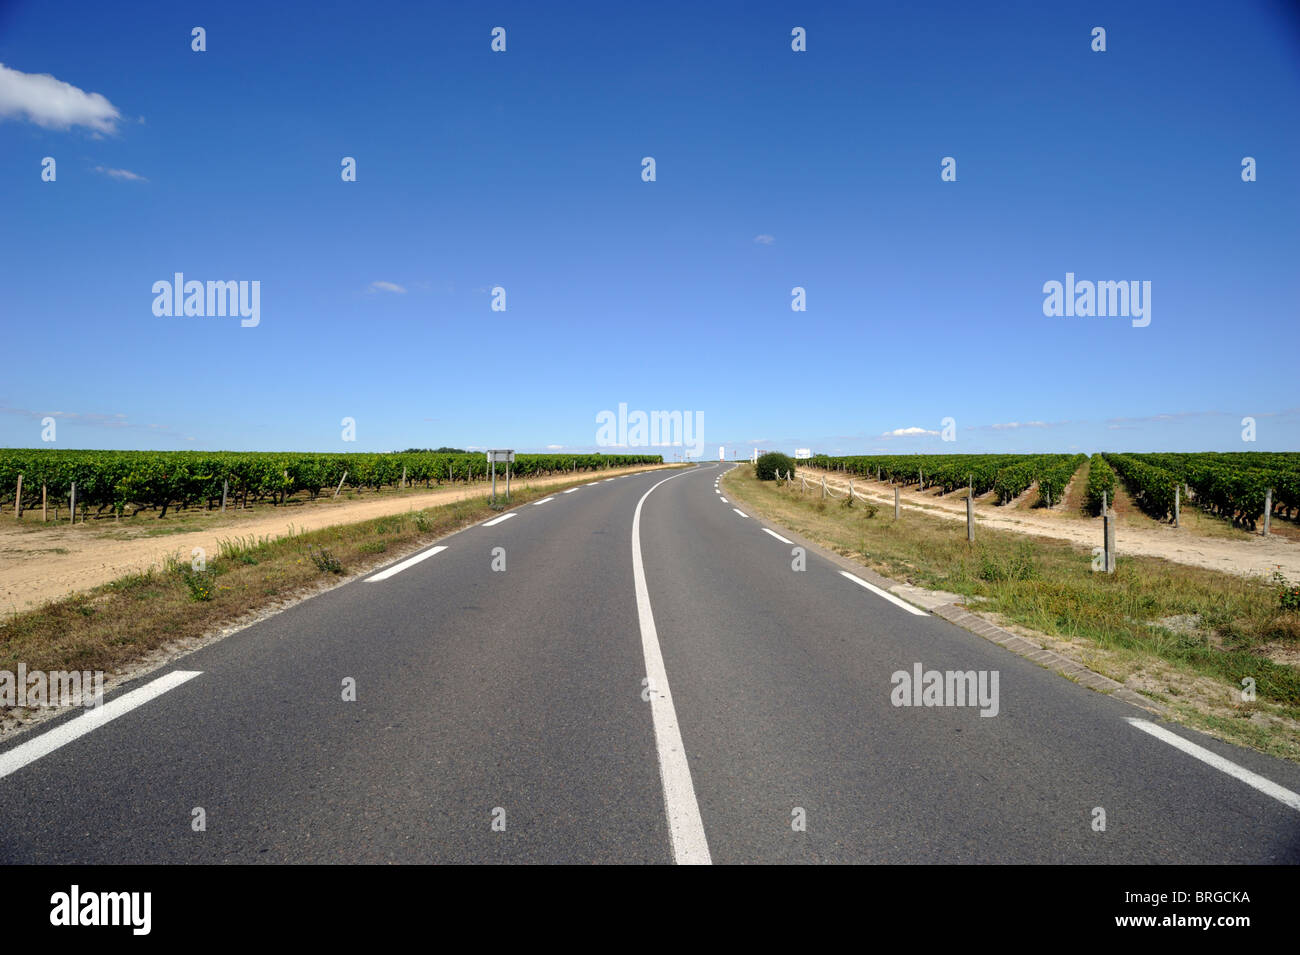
[724,466,1300,763]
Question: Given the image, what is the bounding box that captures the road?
[2,463,1298,863]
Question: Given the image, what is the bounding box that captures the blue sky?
[2,0,1298,457]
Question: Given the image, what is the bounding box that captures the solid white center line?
[366,545,448,582]
[0,670,202,781]
[840,571,928,615]
[762,528,793,544]
[482,512,517,527]
[731,507,746,517]
[1126,718,1300,812]
[531,496,556,505]
[632,471,712,865]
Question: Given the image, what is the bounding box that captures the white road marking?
[632,471,712,865]
[366,545,448,581]
[731,507,746,517]
[720,497,729,503]
[0,670,202,781]
[562,488,580,494]
[840,571,928,616]
[1126,718,1300,812]
[762,528,793,544]
[604,478,616,482]
[531,496,556,506]
[586,482,600,486]
[482,512,516,527]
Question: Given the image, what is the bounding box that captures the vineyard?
[801,451,1300,530]
[803,453,1086,505]
[0,449,663,519]
[1103,452,1300,529]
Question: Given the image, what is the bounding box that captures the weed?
[309,545,344,574]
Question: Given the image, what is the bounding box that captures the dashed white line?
[531,496,556,506]
[0,670,203,781]
[762,528,793,544]
[840,571,928,616]
[366,545,448,581]
[720,497,729,503]
[632,471,712,865]
[1126,718,1300,812]
[731,507,747,518]
[586,482,600,486]
[562,488,580,494]
[482,512,517,527]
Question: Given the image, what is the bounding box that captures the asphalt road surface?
[2,463,1298,863]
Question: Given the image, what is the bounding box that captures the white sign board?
[719,446,724,461]
[794,449,812,460]
[485,450,515,463]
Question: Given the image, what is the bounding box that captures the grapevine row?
[0,449,664,518]
[1107,452,1300,528]
[804,453,1085,505]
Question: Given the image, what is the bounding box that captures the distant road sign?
[794,449,812,459]
[485,450,515,463]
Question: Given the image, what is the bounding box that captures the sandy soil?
[0,464,672,618]
[798,467,1300,581]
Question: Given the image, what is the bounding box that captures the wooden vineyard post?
[894,485,900,521]
[1103,511,1116,573]
[42,484,47,522]
[221,480,228,514]
[967,495,974,541]
[14,473,22,519]
[1174,484,1180,528]
[1263,487,1272,536]
[69,482,76,526]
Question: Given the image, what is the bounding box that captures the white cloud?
[753,234,775,245]
[1104,410,1226,425]
[368,281,407,294]
[545,444,563,450]
[0,63,121,133]
[882,426,938,438]
[988,420,1047,431]
[94,165,147,182]
[0,404,186,438]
